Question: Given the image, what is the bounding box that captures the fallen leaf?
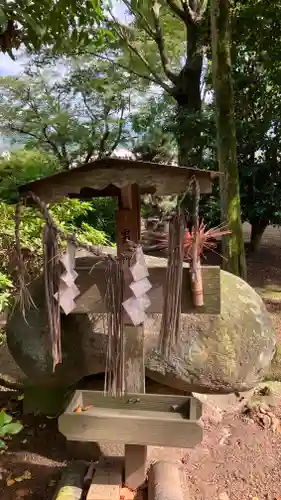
[120,487,136,500]
[74,407,82,414]
[7,470,32,485]
[82,405,93,411]
[6,478,16,486]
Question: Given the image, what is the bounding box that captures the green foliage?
[0,148,114,313]
[0,0,103,56]
[0,198,111,312]
[0,409,23,450]
[0,271,13,313]
[0,66,129,167]
[74,197,117,243]
[0,148,60,203]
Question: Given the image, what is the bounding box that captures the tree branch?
[151,1,178,84]
[85,147,95,163]
[166,0,186,20]
[81,92,97,123]
[92,52,173,94]
[180,0,206,23]
[41,124,69,168]
[5,124,41,140]
[98,106,110,158]
[108,11,174,94]
[108,101,126,156]
[122,0,155,38]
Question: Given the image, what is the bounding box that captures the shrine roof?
[18,157,219,204]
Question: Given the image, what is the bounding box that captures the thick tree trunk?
[249,219,268,253]
[175,23,203,167]
[211,0,247,279]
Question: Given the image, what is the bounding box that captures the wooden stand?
[58,183,205,498]
[117,185,147,489]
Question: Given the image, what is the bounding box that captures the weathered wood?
[148,461,184,500]
[19,157,219,204]
[124,326,145,394]
[58,397,203,448]
[116,184,147,489]
[74,265,221,315]
[116,184,141,255]
[64,390,201,414]
[86,462,122,500]
[125,444,147,490]
[52,460,88,500]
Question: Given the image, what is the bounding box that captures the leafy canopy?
[0,0,103,56]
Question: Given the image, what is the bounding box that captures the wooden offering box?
[58,391,203,448]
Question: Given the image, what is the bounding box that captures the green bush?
[0,409,23,450]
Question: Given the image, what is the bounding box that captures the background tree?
[0,0,103,55]
[232,0,281,251]
[211,0,246,278]
[0,62,131,168]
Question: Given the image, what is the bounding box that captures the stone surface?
[6,253,276,394]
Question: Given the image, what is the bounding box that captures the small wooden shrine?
[18,157,220,495]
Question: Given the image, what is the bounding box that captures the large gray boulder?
[6,254,276,394]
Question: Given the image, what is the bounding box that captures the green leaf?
[1,422,23,436]
[0,6,7,26]
[0,438,6,449]
[0,410,12,427]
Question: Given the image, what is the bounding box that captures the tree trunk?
[211,0,247,279]
[175,23,203,167]
[249,219,268,253]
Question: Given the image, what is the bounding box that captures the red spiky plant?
[141,220,231,259]
[183,221,231,261]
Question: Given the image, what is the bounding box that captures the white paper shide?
[122,246,152,326]
[54,243,80,315]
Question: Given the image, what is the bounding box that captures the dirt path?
[1,223,281,500]
[1,386,281,500]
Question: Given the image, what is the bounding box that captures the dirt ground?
[1,223,281,500]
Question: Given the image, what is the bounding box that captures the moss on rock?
[6,256,276,395]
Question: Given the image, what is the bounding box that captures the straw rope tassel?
[104,258,125,397]
[159,210,185,359]
[43,223,61,370]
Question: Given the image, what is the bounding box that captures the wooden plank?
[189,397,203,421]
[65,390,198,413]
[74,266,221,315]
[52,460,88,500]
[124,325,145,393]
[58,409,203,448]
[19,159,217,205]
[86,462,122,500]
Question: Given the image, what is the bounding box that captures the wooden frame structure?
[19,157,220,493]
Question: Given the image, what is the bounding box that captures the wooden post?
[116,185,147,490]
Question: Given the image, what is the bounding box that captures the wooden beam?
[115,184,147,489]
[116,184,141,255]
[58,391,203,449]
[58,406,203,448]
[64,390,202,413]
[19,159,217,205]
[73,265,221,315]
